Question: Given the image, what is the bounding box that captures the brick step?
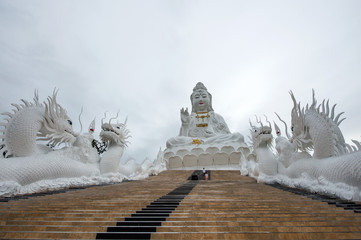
[1,202,155,206]
[183,198,334,202]
[0,225,107,232]
[172,208,346,213]
[0,202,334,207]
[171,210,347,214]
[161,220,361,227]
[165,216,361,221]
[166,212,357,217]
[0,205,158,211]
[0,231,96,239]
[177,204,356,211]
[149,232,361,240]
[0,213,132,218]
[3,230,361,240]
[25,212,126,219]
[5,205,339,212]
[0,220,116,226]
[152,225,361,232]
[178,203,332,207]
[178,202,329,206]
[1,217,125,222]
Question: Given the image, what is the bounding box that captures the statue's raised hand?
[180,107,190,125]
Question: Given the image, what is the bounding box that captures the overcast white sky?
[1,0,361,162]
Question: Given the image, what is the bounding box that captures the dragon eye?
[291,127,294,131]
[67,120,72,125]
[116,126,120,129]
[254,129,257,132]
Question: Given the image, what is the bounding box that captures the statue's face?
[192,89,210,112]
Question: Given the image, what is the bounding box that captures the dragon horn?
[109,110,120,125]
[52,88,59,99]
[51,88,60,116]
[337,117,346,126]
[275,112,290,140]
[20,99,31,107]
[255,115,263,127]
[310,89,317,109]
[334,112,345,124]
[330,104,337,120]
[351,140,361,151]
[101,111,108,126]
[249,119,255,129]
[298,103,304,125]
[46,97,56,126]
[345,144,352,153]
[289,90,297,110]
[33,89,40,105]
[78,106,83,133]
[264,114,271,128]
[325,99,330,116]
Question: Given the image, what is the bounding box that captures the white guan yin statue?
[165,82,249,169]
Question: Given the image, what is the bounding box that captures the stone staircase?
[1,170,361,239]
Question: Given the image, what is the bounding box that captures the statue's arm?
[179,125,189,136]
[179,107,190,136]
[213,113,231,134]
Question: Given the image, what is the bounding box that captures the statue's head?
[190,82,214,113]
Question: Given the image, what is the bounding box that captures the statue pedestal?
[164,141,250,170]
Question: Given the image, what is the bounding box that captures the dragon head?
[99,112,130,147]
[289,91,312,151]
[39,89,79,146]
[249,116,273,149]
[289,91,305,139]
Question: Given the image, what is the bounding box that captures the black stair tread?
[143,207,176,210]
[125,217,167,222]
[117,221,162,226]
[136,210,172,213]
[107,226,157,232]
[267,182,361,214]
[131,213,170,217]
[345,205,361,209]
[96,232,151,239]
[153,200,181,203]
[146,205,178,208]
[98,178,199,238]
[159,196,185,198]
[150,202,179,205]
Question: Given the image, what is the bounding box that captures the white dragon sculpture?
[246,116,277,178]
[249,90,361,200]
[0,91,131,196]
[98,112,131,175]
[0,89,78,157]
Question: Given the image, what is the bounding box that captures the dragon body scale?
[0,90,78,157]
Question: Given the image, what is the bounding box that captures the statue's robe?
[166,111,244,148]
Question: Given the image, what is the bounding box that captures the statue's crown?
[193,82,207,92]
